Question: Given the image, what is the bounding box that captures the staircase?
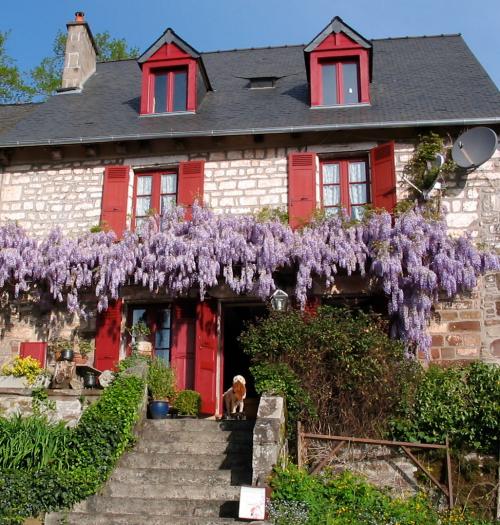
[46,418,255,525]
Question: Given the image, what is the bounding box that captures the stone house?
[0,13,499,416]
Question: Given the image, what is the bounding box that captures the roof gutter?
[1,117,499,148]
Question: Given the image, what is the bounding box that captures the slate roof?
[0,34,499,147]
[0,103,38,135]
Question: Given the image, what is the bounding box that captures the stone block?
[1,186,22,202]
[456,348,479,357]
[449,321,481,332]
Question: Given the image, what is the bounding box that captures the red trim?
[140,44,197,115]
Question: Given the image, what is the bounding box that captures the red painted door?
[170,302,196,390]
[19,342,47,367]
[194,300,218,415]
[94,299,123,371]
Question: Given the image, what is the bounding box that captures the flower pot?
[60,349,74,362]
[83,372,97,389]
[149,400,169,419]
[73,352,88,365]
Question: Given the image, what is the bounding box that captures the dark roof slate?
[0,103,38,135]
[0,35,499,147]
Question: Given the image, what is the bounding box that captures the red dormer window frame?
[140,56,197,114]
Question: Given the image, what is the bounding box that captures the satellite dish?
[452,127,498,169]
[426,153,445,171]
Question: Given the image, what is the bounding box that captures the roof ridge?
[372,33,461,41]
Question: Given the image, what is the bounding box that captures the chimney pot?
[75,11,85,23]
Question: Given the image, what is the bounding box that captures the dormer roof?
[138,28,201,63]
[304,16,372,53]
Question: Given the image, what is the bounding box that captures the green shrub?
[173,390,201,416]
[0,373,145,523]
[269,464,493,525]
[240,306,422,436]
[147,357,176,401]
[250,362,316,430]
[390,362,500,452]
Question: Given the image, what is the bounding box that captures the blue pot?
[149,400,170,419]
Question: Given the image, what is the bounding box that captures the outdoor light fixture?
[270,289,289,312]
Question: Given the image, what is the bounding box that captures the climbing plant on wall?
[0,205,497,355]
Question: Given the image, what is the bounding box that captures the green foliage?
[250,362,316,430]
[240,306,422,436]
[147,357,176,401]
[255,206,289,224]
[31,387,56,416]
[94,31,140,61]
[0,31,32,103]
[173,390,201,416]
[269,464,492,525]
[117,354,151,373]
[1,356,44,385]
[391,362,500,452]
[0,373,145,522]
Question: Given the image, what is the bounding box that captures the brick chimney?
[61,12,99,89]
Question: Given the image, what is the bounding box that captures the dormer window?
[321,61,360,106]
[152,68,188,113]
[138,28,212,116]
[305,17,372,108]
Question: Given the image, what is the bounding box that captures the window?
[321,61,360,106]
[151,68,188,113]
[129,305,172,364]
[321,159,369,220]
[134,171,177,229]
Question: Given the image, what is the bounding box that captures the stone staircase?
[46,418,255,525]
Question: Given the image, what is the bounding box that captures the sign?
[238,486,266,520]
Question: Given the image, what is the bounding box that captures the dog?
[223,375,246,419]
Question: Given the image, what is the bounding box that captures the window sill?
[140,111,196,118]
[311,103,371,110]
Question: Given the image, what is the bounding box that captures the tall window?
[321,61,360,106]
[130,305,172,364]
[134,171,177,229]
[152,68,188,113]
[321,159,369,220]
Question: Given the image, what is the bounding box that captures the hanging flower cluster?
[0,205,497,355]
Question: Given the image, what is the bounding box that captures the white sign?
[238,486,266,520]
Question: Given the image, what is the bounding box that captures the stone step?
[134,439,252,455]
[143,418,255,432]
[103,481,241,500]
[120,451,251,470]
[140,428,253,444]
[110,467,251,486]
[72,496,239,517]
[46,513,241,525]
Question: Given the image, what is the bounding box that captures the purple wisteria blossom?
[0,205,497,356]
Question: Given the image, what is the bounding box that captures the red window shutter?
[170,302,196,391]
[288,152,317,229]
[370,142,397,213]
[178,161,205,220]
[19,342,47,367]
[194,300,218,415]
[94,299,123,371]
[101,166,130,238]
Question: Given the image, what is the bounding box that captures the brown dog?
[223,375,246,419]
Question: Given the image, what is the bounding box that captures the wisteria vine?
[0,205,498,355]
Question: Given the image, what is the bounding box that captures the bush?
[390,362,500,452]
[0,372,145,523]
[147,357,176,401]
[240,306,422,436]
[269,464,493,525]
[173,390,201,416]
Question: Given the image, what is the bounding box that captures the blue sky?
[2,0,500,87]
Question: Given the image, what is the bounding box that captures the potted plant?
[74,338,93,365]
[128,322,152,357]
[173,390,201,418]
[0,356,50,388]
[147,357,176,419]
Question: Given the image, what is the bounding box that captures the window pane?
[159,308,171,330]
[348,162,366,183]
[173,70,187,111]
[325,207,339,217]
[323,164,340,184]
[349,183,367,205]
[322,64,338,106]
[137,176,152,195]
[343,63,359,104]
[155,349,170,365]
[351,206,366,221]
[136,196,151,216]
[154,73,167,113]
[132,309,147,325]
[156,329,170,349]
[161,174,177,194]
[324,185,340,206]
[161,195,176,213]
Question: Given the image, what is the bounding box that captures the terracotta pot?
[73,352,88,365]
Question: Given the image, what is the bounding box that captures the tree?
[29,30,139,99]
[0,31,32,103]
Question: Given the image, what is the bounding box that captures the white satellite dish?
[452,127,498,169]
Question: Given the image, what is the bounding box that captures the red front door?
[170,302,196,391]
[194,300,218,415]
